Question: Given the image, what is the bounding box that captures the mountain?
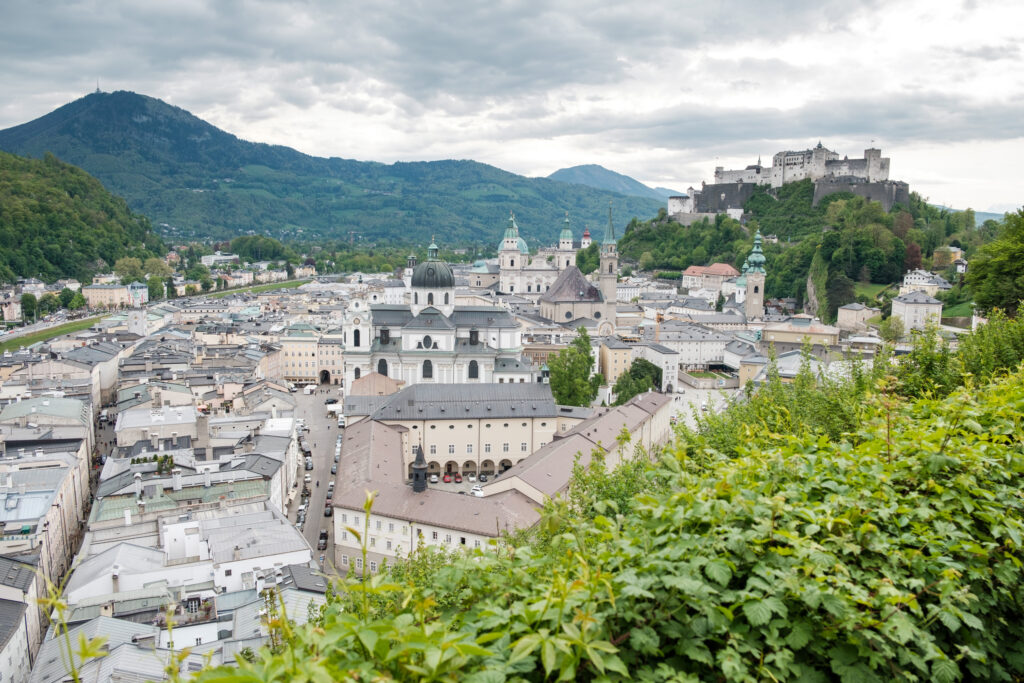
[0,92,663,244]
[548,164,680,202]
[0,150,163,284]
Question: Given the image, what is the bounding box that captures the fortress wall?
[812,180,910,211]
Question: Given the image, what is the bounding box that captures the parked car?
[429,474,439,484]
[470,485,484,498]
[478,473,489,482]
[467,473,476,482]
[454,473,463,483]
[334,454,340,463]
[443,473,452,483]
[330,464,337,474]
[323,506,333,517]
[325,397,338,404]
[317,537,327,550]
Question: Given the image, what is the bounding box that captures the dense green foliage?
[611,358,663,406]
[548,328,602,406]
[575,242,600,275]
[189,354,1024,682]
[0,91,661,243]
[0,150,163,283]
[966,209,1024,316]
[618,213,747,272]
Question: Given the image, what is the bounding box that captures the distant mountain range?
[548,164,682,202]
[0,91,663,245]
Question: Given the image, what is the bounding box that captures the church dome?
[746,231,767,274]
[498,213,529,254]
[411,241,454,289]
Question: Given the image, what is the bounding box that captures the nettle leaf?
[931,657,960,683]
[786,621,814,649]
[743,599,773,627]
[629,626,660,655]
[704,559,732,586]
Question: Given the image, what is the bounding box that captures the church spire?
[602,203,616,246]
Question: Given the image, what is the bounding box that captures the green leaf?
[786,621,813,649]
[508,634,541,664]
[931,658,960,683]
[743,599,773,626]
[704,559,732,586]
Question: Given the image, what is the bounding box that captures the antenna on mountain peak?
[95,79,101,94]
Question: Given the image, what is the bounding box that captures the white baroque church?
[342,241,524,387]
[498,213,590,295]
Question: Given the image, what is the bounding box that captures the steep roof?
[539,266,603,304]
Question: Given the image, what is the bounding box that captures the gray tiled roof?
[370,383,556,421]
[539,266,603,303]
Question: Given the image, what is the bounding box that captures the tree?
[548,328,599,406]
[715,292,725,312]
[114,257,144,284]
[966,209,1024,316]
[165,276,176,299]
[58,287,75,308]
[185,284,198,296]
[575,243,600,275]
[38,292,59,314]
[69,291,86,310]
[285,262,295,279]
[200,277,214,292]
[879,314,904,342]
[143,257,172,278]
[147,275,164,301]
[628,358,663,389]
[904,242,922,271]
[638,251,655,271]
[612,371,651,406]
[185,263,210,281]
[20,293,37,321]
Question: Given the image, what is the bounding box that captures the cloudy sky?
[2,0,1022,213]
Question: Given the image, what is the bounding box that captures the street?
[290,386,344,574]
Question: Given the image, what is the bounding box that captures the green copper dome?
[559,213,573,242]
[412,238,454,289]
[746,230,766,274]
[499,213,529,253]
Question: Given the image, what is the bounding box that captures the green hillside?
[617,179,993,322]
[0,150,163,283]
[0,91,663,244]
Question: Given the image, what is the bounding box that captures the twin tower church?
[340,210,620,388]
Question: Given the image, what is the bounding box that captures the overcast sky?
[2,0,1022,213]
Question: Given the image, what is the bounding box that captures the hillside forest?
[0,151,164,284]
[616,179,996,322]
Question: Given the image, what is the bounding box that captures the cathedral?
[497,213,587,295]
[342,241,524,387]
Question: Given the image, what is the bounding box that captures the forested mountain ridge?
[548,164,679,201]
[0,150,163,283]
[0,91,663,244]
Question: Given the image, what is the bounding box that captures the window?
[353,329,360,347]
[370,537,376,547]
[428,293,434,305]
[423,360,433,379]
[354,516,360,526]
[444,292,449,304]
[432,531,438,540]
[370,561,377,573]
[376,520,382,531]
[445,534,452,544]
[430,445,436,455]
[474,540,481,548]
[356,558,363,569]
[388,523,394,532]
[460,537,466,545]
[386,540,392,550]
[449,444,455,454]
[468,360,479,379]
[341,514,347,523]
[503,443,509,452]
[521,442,528,452]
[342,531,348,541]
[225,569,232,577]
[449,425,455,430]
[467,444,473,454]
[378,359,388,377]
[485,443,491,453]
[414,292,418,304]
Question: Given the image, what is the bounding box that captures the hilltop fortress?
[669,143,910,221]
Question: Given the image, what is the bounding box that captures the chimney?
[111,564,120,592]
[133,472,142,497]
[203,467,212,488]
[123,509,132,527]
[172,468,182,491]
